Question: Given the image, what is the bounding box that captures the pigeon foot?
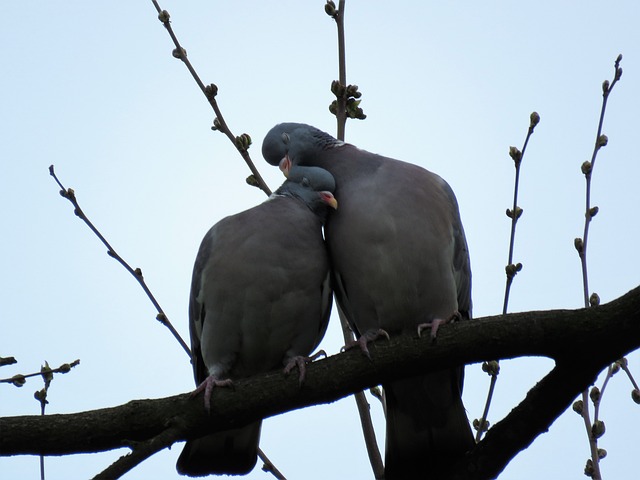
[417,310,463,340]
[283,349,327,385]
[341,328,390,359]
[191,376,234,412]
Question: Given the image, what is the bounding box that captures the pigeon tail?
[384,371,474,480]
[177,421,262,477]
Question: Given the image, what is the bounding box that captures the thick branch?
[453,360,600,479]
[1,286,639,477]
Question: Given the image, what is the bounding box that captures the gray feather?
[263,123,474,479]
[177,165,336,476]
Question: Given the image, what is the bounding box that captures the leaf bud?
[246,175,260,188]
[574,237,584,253]
[573,399,584,414]
[632,389,640,404]
[172,47,187,60]
[482,360,500,376]
[330,80,342,96]
[41,361,53,387]
[597,134,608,148]
[589,293,600,307]
[58,363,71,374]
[591,420,606,439]
[584,459,594,477]
[34,389,48,404]
[581,161,592,175]
[158,10,170,23]
[324,0,337,17]
[509,146,522,163]
[235,133,252,151]
[204,84,218,100]
[530,111,540,128]
[472,418,490,432]
[590,386,601,404]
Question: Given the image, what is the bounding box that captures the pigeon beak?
[320,192,338,210]
[279,155,292,177]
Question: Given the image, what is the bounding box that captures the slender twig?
[38,364,48,480]
[258,448,287,480]
[49,166,191,359]
[592,365,613,424]
[326,1,365,137]
[334,0,347,140]
[503,112,539,313]
[618,359,640,392]
[475,112,540,443]
[326,1,384,476]
[336,305,385,479]
[32,360,79,480]
[575,54,623,480]
[0,357,17,367]
[93,423,184,480]
[577,55,623,308]
[473,361,499,440]
[150,0,271,196]
[0,360,80,386]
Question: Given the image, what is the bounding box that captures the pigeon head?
[262,123,341,176]
[275,165,338,221]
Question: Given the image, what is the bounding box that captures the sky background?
[2,1,640,479]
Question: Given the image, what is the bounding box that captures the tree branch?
[2,286,639,479]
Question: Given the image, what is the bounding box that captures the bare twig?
[618,358,640,392]
[0,359,80,387]
[93,423,184,479]
[0,356,17,367]
[574,53,623,480]
[258,448,288,480]
[48,165,191,359]
[502,112,539,313]
[335,306,385,478]
[328,0,347,140]
[474,112,540,442]
[325,1,383,477]
[150,0,271,196]
[326,1,365,140]
[576,54,623,308]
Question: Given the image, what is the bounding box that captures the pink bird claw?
[341,328,390,360]
[418,310,462,340]
[192,376,234,412]
[283,350,327,385]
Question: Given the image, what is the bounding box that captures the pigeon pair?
[178,123,474,479]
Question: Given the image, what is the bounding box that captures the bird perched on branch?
[263,123,474,479]
[177,165,337,477]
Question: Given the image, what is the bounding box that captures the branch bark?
[2,286,639,479]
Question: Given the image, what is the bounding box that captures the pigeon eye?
[281,132,290,144]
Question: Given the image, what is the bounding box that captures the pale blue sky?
[2,1,639,479]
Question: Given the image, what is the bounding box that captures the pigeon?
[177,165,337,477]
[262,123,474,479]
